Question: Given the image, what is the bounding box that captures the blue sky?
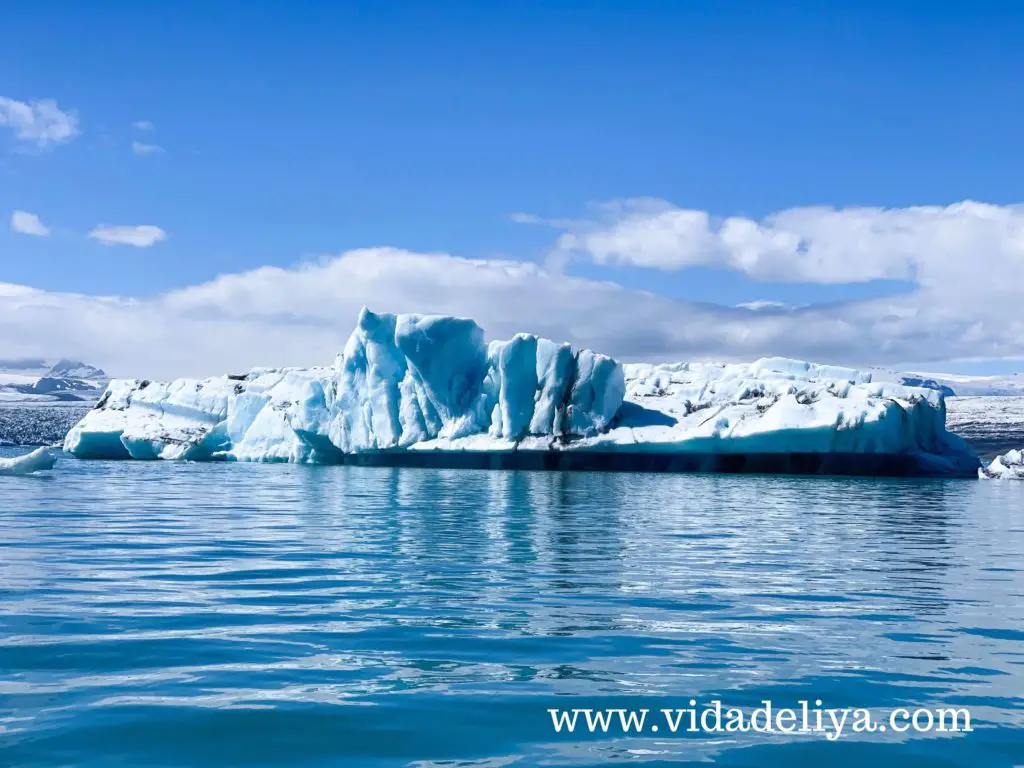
[2,1,1024,376]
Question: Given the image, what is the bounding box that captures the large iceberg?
[64,308,979,477]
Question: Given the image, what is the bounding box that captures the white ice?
[980,449,1024,480]
[66,308,624,463]
[0,446,57,475]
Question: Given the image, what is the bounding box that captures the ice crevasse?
[64,307,980,477]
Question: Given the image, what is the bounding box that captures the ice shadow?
[613,401,678,428]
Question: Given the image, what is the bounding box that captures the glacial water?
[1,448,1022,767]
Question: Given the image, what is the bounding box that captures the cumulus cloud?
[88,224,166,247]
[0,244,1023,381]
[0,96,79,148]
[10,210,50,237]
[131,140,164,156]
[540,199,1024,303]
[133,120,154,130]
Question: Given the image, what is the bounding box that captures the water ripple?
[1,453,1023,766]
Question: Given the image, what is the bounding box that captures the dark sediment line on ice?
[331,450,974,478]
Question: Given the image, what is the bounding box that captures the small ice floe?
[979,448,1024,479]
[0,446,57,476]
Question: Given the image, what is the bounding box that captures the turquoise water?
[2,450,1023,767]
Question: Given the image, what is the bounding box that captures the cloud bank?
[1,212,1023,380]
[542,199,1024,302]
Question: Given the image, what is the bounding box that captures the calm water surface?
[1,449,1023,767]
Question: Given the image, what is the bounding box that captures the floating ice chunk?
[0,446,56,475]
[980,449,1024,479]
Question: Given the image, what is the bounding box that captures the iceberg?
[66,309,624,464]
[64,308,979,477]
[979,449,1024,479]
[0,446,57,475]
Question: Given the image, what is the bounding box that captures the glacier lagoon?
[2,449,1023,767]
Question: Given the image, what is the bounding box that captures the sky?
[2,0,1024,378]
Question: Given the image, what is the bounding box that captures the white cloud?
[734,300,797,312]
[10,210,50,237]
[540,199,1024,303]
[131,140,164,156]
[133,120,154,130]
[0,97,79,148]
[0,242,1023,380]
[508,212,544,224]
[88,224,166,247]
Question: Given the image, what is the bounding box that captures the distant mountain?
[0,358,109,405]
[909,372,1024,397]
[45,359,107,381]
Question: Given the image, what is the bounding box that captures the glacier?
[64,307,980,477]
[0,446,57,475]
[944,396,1024,461]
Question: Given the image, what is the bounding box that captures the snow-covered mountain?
[0,358,109,404]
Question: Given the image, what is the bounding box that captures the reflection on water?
[1,452,1023,766]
